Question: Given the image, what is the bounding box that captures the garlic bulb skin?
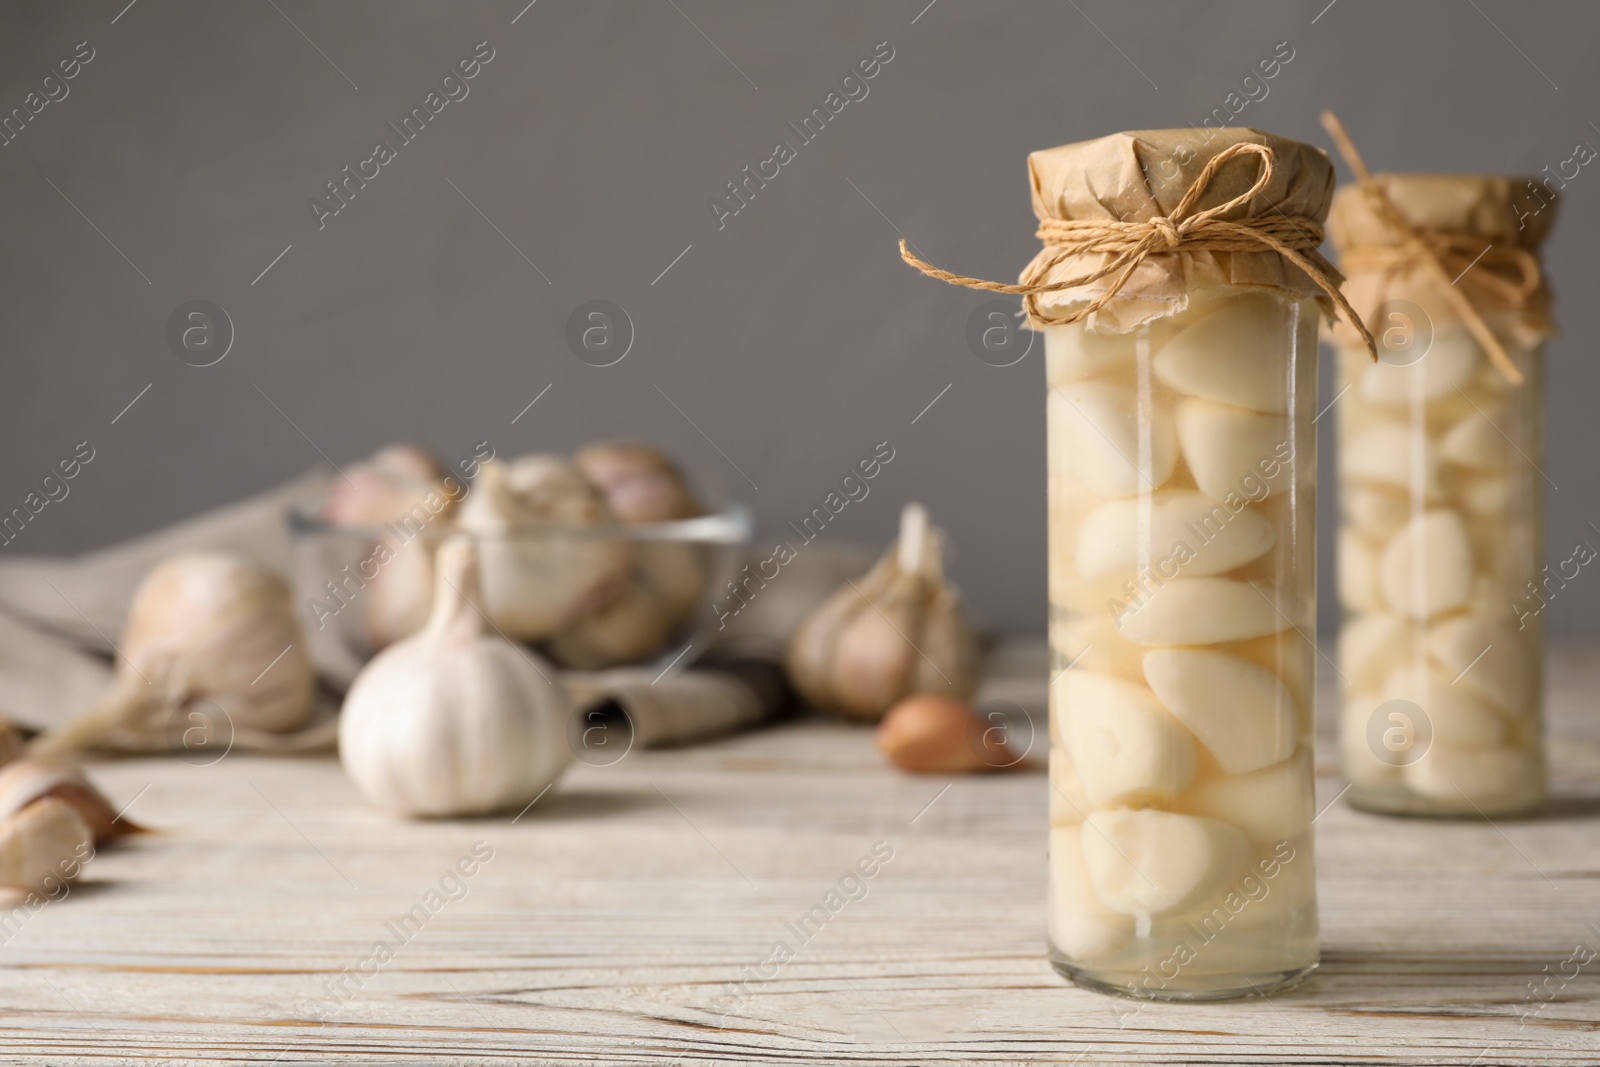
[0,760,139,842]
[321,444,459,649]
[574,441,701,522]
[33,553,315,758]
[787,504,981,722]
[456,457,631,641]
[546,562,689,669]
[0,797,93,893]
[0,715,23,769]
[339,537,573,817]
[320,444,447,526]
[551,443,706,669]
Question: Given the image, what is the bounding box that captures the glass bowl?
[287,505,753,687]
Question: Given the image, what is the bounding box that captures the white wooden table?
[4,646,1599,1065]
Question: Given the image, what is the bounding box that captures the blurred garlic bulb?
[33,553,315,758]
[0,760,140,842]
[551,443,706,669]
[339,537,573,817]
[0,797,92,893]
[321,444,447,526]
[786,504,980,722]
[0,715,23,769]
[547,556,698,669]
[574,441,701,522]
[321,444,459,648]
[457,456,630,641]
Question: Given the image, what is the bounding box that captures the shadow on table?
[1537,793,1600,822]
[524,787,659,821]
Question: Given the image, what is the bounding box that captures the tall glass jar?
[1330,175,1556,817]
[1029,130,1333,1000]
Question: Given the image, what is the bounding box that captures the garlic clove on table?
[0,760,141,841]
[338,536,574,817]
[33,552,315,758]
[785,503,981,722]
[0,797,93,893]
[875,694,1016,774]
[456,457,632,641]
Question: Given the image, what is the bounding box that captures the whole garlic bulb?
[547,557,696,670]
[33,553,315,758]
[456,456,631,641]
[573,441,701,522]
[338,537,573,817]
[786,504,980,722]
[320,444,448,526]
[551,443,706,669]
[321,444,459,649]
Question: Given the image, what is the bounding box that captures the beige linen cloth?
[0,471,1043,749]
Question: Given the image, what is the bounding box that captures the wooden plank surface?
[2,647,1598,1066]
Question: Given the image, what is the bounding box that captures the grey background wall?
[1,0,1596,637]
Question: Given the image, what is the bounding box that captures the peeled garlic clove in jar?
[456,456,632,642]
[1439,410,1507,471]
[1075,491,1276,579]
[1080,809,1248,918]
[1142,649,1296,775]
[1377,509,1474,620]
[1050,382,1178,498]
[1114,577,1288,647]
[1049,824,1135,963]
[1357,331,1479,406]
[1174,400,1292,500]
[33,552,315,758]
[785,503,980,722]
[1053,670,1195,807]
[1152,292,1292,414]
[339,537,574,818]
[1175,746,1315,846]
[1340,420,1444,497]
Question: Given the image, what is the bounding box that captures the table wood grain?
[4,646,1599,1065]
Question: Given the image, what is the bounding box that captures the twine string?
[899,140,1379,361]
[1320,109,1534,385]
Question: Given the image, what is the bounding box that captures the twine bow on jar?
[1320,110,1536,385]
[899,140,1380,361]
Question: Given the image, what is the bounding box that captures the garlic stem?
[31,674,158,759]
[897,503,928,576]
[426,537,484,644]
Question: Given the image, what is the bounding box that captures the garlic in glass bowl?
[288,445,751,685]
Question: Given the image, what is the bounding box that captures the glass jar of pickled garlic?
[1329,174,1557,818]
[1031,130,1332,1000]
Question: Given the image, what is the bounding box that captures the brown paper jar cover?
[1326,173,1557,349]
[1025,127,1339,331]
